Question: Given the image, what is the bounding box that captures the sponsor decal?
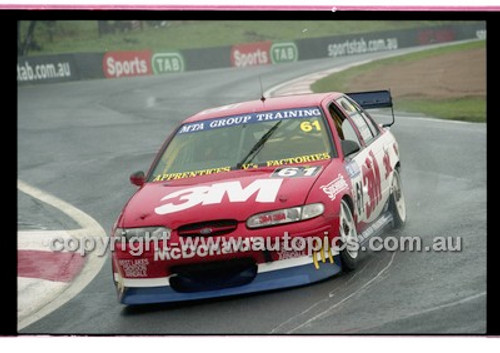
[328,37,398,58]
[272,166,322,178]
[383,149,393,179]
[321,174,348,201]
[118,259,149,278]
[270,42,298,64]
[231,41,272,68]
[152,52,185,74]
[240,163,260,170]
[234,153,329,170]
[153,154,329,182]
[103,50,152,78]
[353,151,383,220]
[345,160,361,178]
[153,166,232,182]
[177,107,323,135]
[277,248,307,261]
[155,242,241,261]
[417,29,455,45]
[266,153,330,167]
[154,179,283,215]
[362,151,382,219]
[358,213,392,243]
[17,60,72,82]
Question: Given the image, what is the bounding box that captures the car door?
[329,96,392,227]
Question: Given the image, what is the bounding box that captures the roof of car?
[184,92,344,123]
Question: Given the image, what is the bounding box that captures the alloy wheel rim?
[340,202,358,259]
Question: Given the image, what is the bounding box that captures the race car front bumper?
[116,255,342,305]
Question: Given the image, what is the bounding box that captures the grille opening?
[177,219,238,237]
[169,258,257,293]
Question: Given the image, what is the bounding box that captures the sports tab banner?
[102,50,153,79]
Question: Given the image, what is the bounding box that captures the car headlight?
[113,227,171,241]
[246,203,325,229]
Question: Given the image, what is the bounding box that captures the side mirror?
[130,171,145,187]
[341,139,360,158]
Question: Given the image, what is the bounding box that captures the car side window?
[345,96,381,138]
[360,111,380,137]
[328,102,362,148]
[341,118,361,144]
[336,97,376,144]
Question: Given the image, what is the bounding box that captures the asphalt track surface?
[18,47,486,334]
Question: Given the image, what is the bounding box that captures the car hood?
[121,165,327,229]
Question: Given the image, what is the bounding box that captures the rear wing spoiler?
[346,90,395,127]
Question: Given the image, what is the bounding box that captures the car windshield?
[149,106,334,182]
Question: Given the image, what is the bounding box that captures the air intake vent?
[169,258,257,293]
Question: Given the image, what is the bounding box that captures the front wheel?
[389,168,407,228]
[339,199,359,272]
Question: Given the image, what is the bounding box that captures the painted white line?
[17,180,107,331]
[270,260,370,333]
[349,291,486,333]
[270,296,329,334]
[18,180,103,231]
[404,291,486,317]
[287,252,397,333]
[264,59,375,98]
[18,278,68,324]
[18,229,79,252]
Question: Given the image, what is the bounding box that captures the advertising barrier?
[17,54,79,84]
[152,52,185,74]
[182,46,232,71]
[18,22,486,85]
[102,50,152,79]
[72,53,105,79]
[230,41,272,68]
[271,42,299,64]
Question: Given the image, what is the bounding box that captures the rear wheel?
[390,168,407,228]
[339,199,359,271]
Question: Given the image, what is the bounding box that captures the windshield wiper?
[236,120,282,169]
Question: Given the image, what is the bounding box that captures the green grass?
[19,20,472,56]
[311,40,486,123]
[396,98,486,123]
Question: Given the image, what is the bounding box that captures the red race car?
[111,90,407,304]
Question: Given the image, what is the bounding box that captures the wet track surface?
[18,49,486,334]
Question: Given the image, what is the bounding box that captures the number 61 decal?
[272,166,322,178]
[300,120,322,133]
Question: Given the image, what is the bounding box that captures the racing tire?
[111,261,118,286]
[339,199,359,272]
[389,168,407,229]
